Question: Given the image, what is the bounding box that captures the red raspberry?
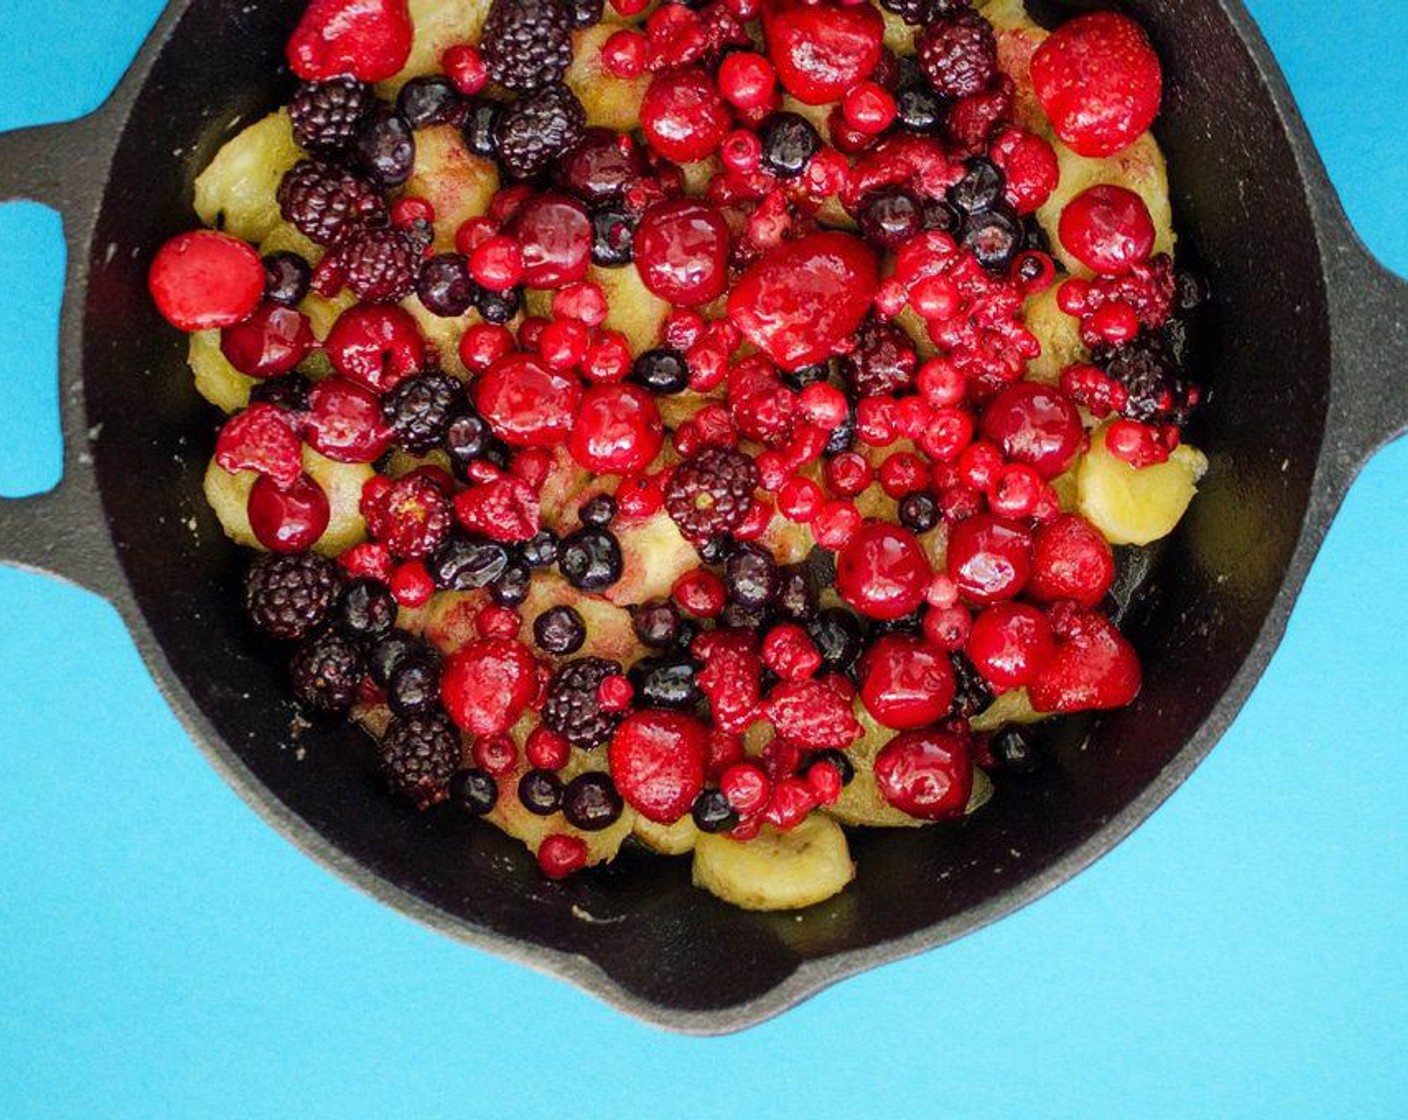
[1027,513,1116,608]
[763,0,884,106]
[764,678,861,750]
[835,521,931,621]
[453,474,542,543]
[475,604,521,640]
[1059,185,1157,277]
[696,636,762,733]
[378,475,452,560]
[966,602,1056,690]
[761,623,822,682]
[440,638,539,735]
[857,634,955,730]
[220,302,315,379]
[287,0,413,83]
[215,404,303,489]
[538,834,589,879]
[1028,610,1141,713]
[608,710,709,824]
[944,75,1014,156]
[474,354,582,448]
[149,230,264,332]
[988,127,1059,214]
[640,67,731,163]
[324,304,425,395]
[874,728,973,820]
[339,541,392,583]
[305,378,393,463]
[248,473,330,554]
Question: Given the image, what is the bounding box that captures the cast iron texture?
[0,0,1404,1033]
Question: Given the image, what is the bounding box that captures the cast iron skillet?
[0,0,1404,1034]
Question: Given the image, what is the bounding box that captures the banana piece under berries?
[1077,422,1208,547]
[692,814,855,911]
[194,111,304,244]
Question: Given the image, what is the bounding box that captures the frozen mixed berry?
[494,82,587,179]
[630,348,690,395]
[542,657,626,750]
[461,98,502,159]
[278,160,387,247]
[558,526,623,591]
[286,0,413,84]
[916,8,997,99]
[840,317,918,399]
[724,543,779,609]
[518,769,565,815]
[632,600,682,648]
[249,372,312,412]
[591,206,635,266]
[664,446,760,541]
[289,631,365,714]
[335,579,397,643]
[628,653,702,711]
[367,631,424,688]
[691,788,739,834]
[379,712,461,808]
[757,112,821,179]
[338,225,421,304]
[521,530,561,569]
[491,563,532,606]
[1096,333,1197,426]
[534,604,587,655]
[415,253,476,317]
[262,251,312,307]
[382,372,463,454]
[397,75,466,128]
[949,650,994,720]
[243,552,341,641]
[387,652,443,718]
[450,767,500,816]
[290,77,372,156]
[480,0,573,93]
[429,536,512,590]
[562,773,624,831]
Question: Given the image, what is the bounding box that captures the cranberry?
[286,0,413,83]
[440,638,538,735]
[873,729,973,820]
[811,498,862,549]
[1028,610,1141,713]
[390,560,435,608]
[717,50,776,110]
[555,128,647,203]
[324,305,425,395]
[640,67,731,163]
[473,733,519,776]
[215,403,302,489]
[727,231,878,371]
[608,710,709,824]
[946,513,1033,605]
[458,322,515,372]
[674,568,728,618]
[633,198,731,307]
[506,193,593,289]
[842,82,896,134]
[762,0,884,106]
[1028,513,1116,607]
[857,634,956,730]
[474,354,582,448]
[1059,185,1157,277]
[980,381,1085,479]
[247,472,329,553]
[149,230,264,332]
[1030,12,1162,159]
[568,384,664,474]
[538,834,589,879]
[442,43,486,95]
[526,726,572,771]
[219,302,315,378]
[835,521,930,621]
[967,602,1056,690]
[305,378,392,462]
[719,761,771,815]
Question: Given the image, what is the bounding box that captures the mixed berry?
[151,0,1209,910]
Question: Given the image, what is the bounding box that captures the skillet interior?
[76,0,1330,1020]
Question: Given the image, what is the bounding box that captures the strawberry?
[1028,610,1141,713]
[440,638,539,736]
[286,0,414,84]
[608,710,708,824]
[763,0,884,105]
[215,403,303,489]
[453,475,542,543]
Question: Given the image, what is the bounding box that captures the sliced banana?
[970,687,1047,733]
[567,24,653,131]
[189,330,256,414]
[404,125,500,252]
[302,448,375,557]
[194,111,303,243]
[633,814,700,856]
[376,0,494,96]
[202,458,259,549]
[1023,284,1087,385]
[1077,423,1208,547]
[692,815,854,911]
[592,262,670,356]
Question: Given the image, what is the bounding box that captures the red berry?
[763,777,820,830]
[468,234,524,291]
[220,302,315,378]
[673,568,727,618]
[538,834,589,879]
[717,51,776,110]
[597,674,634,712]
[857,634,956,730]
[945,513,1033,605]
[1030,12,1162,158]
[873,729,973,820]
[608,710,709,824]
[824,452,873,498]
[616,471,664,519]
[378,474,452,559]
[526,726,572,771]
[989,127,1060,214]
[149,230,264,332]
[325,304,425,394]
[474,353,582,448]
[980,381,1085,479]
[475,605,521,639]
[247,473,330,553]
[506,193,593,289]
[765,678,862,750]
[286,0,413,82]
[877,451,927,499]
[474,733,519,776]
[842,82,896,134]
[339,541,392,583]
[719,761,771,815]
[305,378,393,463]
[215,403,303,489]
[1028,610,1141,713]
[811,498,862,549]
[640,67,732,163]
[727,231,878,371]
[633,198,732,307]
[453,474,542,543]
[537,319,590,370]
[763,0,884,105]
[389,560,435,608]
[922,603,972,651]
[987,462,1044,519]
[761,623,822,682]
[601,29,648,77]
[568,383,664,474]
[1059,185,1156,276]
[1028,513,1116,607]
[441,638,538,736]
[778,475,823,522]
[442,42,487,94]
[458,323,515,372]
[836,521,930,621]
[966,602,1056,690]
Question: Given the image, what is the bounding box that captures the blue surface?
[1,2,1406,1116]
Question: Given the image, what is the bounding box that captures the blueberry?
[518,769,564,816]
[368,631,424,688]
[632,599,681,647]
[461,98,501,159]
[579,493,617,527]
[591,206,635,267]
[858,188,924,249]
[758,112,821,179]
[534,605,587,655]
[522,529,561,569]
[491,562,532,606]
[947,157,1006,214]
[899,491,939,533]
[450,768,499,816]
[558,527,623,591]
[415,253,475,317]
[263,251,311,306]
[630,348,690,395]
[695,534,734,565]
[824,403,857,455]
[628,653,701,710]
[474,284,522,325]
[775,563,819,622]
[387,655,441,717]
[397,76,465,129]
[355,109,416,188]
[963,207,1024,272]
[691,789,739,834]
[429,536,511,590]
[808,607,863,671]
[562,773,623,831]
[895,84,944,134]
[336,579,397,642]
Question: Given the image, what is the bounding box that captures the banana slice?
[189,330,256,414]
[404,125,500,252]
[259,220,323,265]
[633,814,700,856]
[970,687,1047,733]
[376,0,494,96]
[194,111,304,243]
[592,262,671,355]
[202,458,260,550]
[568,24,654,131]
[1023,284,1087,385]
[692,815,854,911]
[606,511,698,606]
[1077,423,1208,546]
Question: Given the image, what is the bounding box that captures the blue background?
[1,2,1405,1116]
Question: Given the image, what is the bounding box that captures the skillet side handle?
[0,115,114,595]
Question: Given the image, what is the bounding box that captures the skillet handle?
[0,115,115,595]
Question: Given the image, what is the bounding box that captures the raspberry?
[480,0,574,93]
[378,712,462,808]
[494,83,587,180]
[453,474,542,543]
[542,657,626,750]
[663,446,760,541]
[382,372,464,454]
[337,225,421,304]
[916,9,997,99]
[377,474,453,560]
[215,403,303,489]
[278,160,387,247]
[839,318,918,399]
[289,631,365,714]
[289,77,372,156]
[1095,333,1197,427]
[243,553,341,641]
[440,638,539,735]
[764,678,862,750]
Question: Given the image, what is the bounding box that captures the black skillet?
[0,0,1404,1033]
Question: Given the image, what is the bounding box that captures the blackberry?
[449,767,499,816]
[379,712,461,808]
[664,446,760,541]
[335,580,397,642]
[522,529,561,569]
[481,0,573,93]
[494,83,586,180]
[249,371,312,412]
[474,284,523,325]
[858,188,925,249]
[758,112,822,180]
[579,493,617,527]
[289,632,364,714]
[631,599,681,647]
[518,769,565,815]
[724,542,779,609]
[387,654,442,718]
[262,251,312,306]
[558,526,623,591]
[461,99,502,159]
[243,553,340,641]
[338,225,420,304]
[415,253,476,318]
[962,206,1024,272]
[691,789,739,834]
[917,9,998,99]
[630,348,689,395]
[840,318,918,399]
[429,536,512,590]
[383,372,463,454]
[277,160,387,247]
[289,77,372,156]
[562,773,623,831]
[1097,334,1197,427]
[591,206,635,266]
[950,651,994,720]
[355,109,417,189]
[535,605,587,655]
[397,76,465,129]
[628,653,701,711]
[491,563,532,607]
[542,657,625,750]
[947,157,1005,214]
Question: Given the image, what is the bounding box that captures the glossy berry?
[494,82,587,179]
[220,302,315,379]
[1059,185,1156,276]
[243,552,340,641]
[508,192,593,289]
[248,473,330,553]
[757,112,821,179]
[633,199,731,307]
[353,109,415,188]
[724,543,779,609]
[962,207,1024,272]
[691,789,739,834]
[945,513,1033,605]
[664,446,760,541]
[640,67,731,163]
[558,526,623,591]
[836,522,930,621]
[277,160,386,247]
[379,712,461,808]
[324,304,424,395]
[397,75,465,128]
[415,253,475,317]
[450,768,499,816]
[967,602,1056,690]
[591,206,635,266]
[439,638,539,735]
[608,710,708,824]
[335,579,397,642]
[980,381,1085,479]
[534,604,587,655]
[568,384,664,474]
[262,251,313,307]
[873,728,973,820]
[305,378,392,463]
[543,657,625,750]
[289,631,365,714]
[537,834,588,878]
[916,8,996,98]
[150,230,265,332]
[518,769,565,816]
[286,0,414,84]
[387,653,442,717]
[898,491,939,533]
[857,633,956,729]
[475,354,581,448]
[630,348,690,395]
[1028,610,1141,713]
[480,0,573,92]
[428,536,510,591]
[763,0,885,106]
[563,773,625,831]
[383,372,463,455]
[632,600,681,647]
[628,653,701,711]
[857,188,924,249]
[1027,513,1116,607]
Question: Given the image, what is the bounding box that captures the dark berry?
[473,284,522,325]
[691,789,739,834]
[591,206,635,266]
[950,651,994,719]
[775,563,819,622]
[397,76,465,129]
[630,348,689,394]
[355,109,416,189]
[383,372,464,454]
[758,112,822,180]
[963,207,1023,272]
[923,199,961,233]
[899,491,939,533]
[535,605,587,654]
[878,0,939,26]
[719,602,769,631]
[917,9,998,99]
[249,371,312,412]
[429,536,511,590]
[664,446,760,541]
[278,160,387,247]
[243,552,340,641]
[415,252,475,317]
[263,251,312,306]
[989,726,1041,773]
[558,526,623,591]
[481,0,573,93]
[289,632,364,714]
[542,657,625,749]
[1096,333,1197,427]
[556,129,646,202]
[444,411,494,472]
[379,711,461,807]
[562,773,623,831]
[948,156,1005,213]
[368,631,423,688]
[783,362,830,391]
[858,188,925,249]
[494,82,586,180]
[522,529,561,569]
[694,534,734,565]
[338,225,420,304]
[724,542,778,609]
[808,607,863,672]
[492,563,532,606]
[461,99,502,159]
[388,654,442,717]
[566,0,604,28]
[518,768,565,815]
[336,579,397,642]
[579,493,617,527]
[824,402,857,455]
[632,599,681,647]
[807,747,856,785]
[289,77,372,156]
[628,653,701,710]
[449,767,499,816]
[840,317,918,399]
[895,84,945,134]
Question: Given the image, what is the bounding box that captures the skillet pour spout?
[0,0,1404,1032]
